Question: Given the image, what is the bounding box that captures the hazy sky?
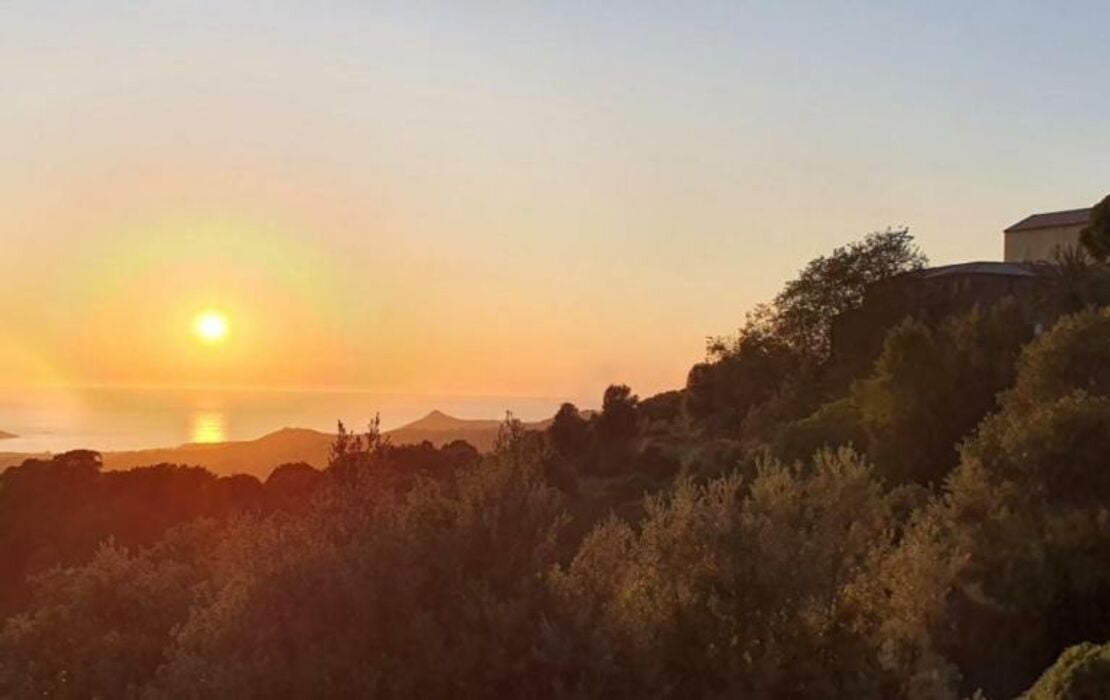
[2,2,1108,401]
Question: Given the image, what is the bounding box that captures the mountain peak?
[406,410,472,431]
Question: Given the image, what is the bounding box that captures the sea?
[0,387,570,455]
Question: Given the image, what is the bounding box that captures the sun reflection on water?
[191,411,226,444]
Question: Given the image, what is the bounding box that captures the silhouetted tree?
[598,385,638,442]
[688,229,926,438]
[769,227,927,360]
[590,386,639,475]
[328,420,363,467]
[637,390,684,434]
[328,414,392,481]
[264,462,324,511]
[549,402,589,461]
[364,412,389,454]
[439,439,481,469]
[687,317,798,435]
[0,453,261,616]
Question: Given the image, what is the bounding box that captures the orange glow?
[193,311,229,345]
[191,411,226,443]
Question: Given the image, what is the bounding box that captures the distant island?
[0,411,552,478]
[0,430,16,440]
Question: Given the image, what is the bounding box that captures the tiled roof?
[917,261,1037,279]
[1005,208,1092,233]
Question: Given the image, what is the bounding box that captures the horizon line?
[0,381,586,404]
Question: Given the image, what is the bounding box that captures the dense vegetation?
[4,230,1110,698]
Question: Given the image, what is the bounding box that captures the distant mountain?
[0,431,16,440]
[102,427,334,478]
[386,410,551,453]
[0,411,554,479]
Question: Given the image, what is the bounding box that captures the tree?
[590,386,640,475]
[1024,642,1110,700]
[852,319,951,485]
[364,412,389,454]
[328,414,389,479]
[152,432,567,699]
[1006,307,1110,411]
[597,385,638,442]
[264,462,324,511]
[637,390,684,434]
[1080,194,1110,262]
[327,420,363,467]
[550,449,896,697]
[438,439,480,469]
[770,397,865,467]
[0,453,256,617]
[1039,244,1110,316]
[861,308,1110,698]
[850,302,1032,486]
[688,229,927,437]
[687,312,799,435]
[770,227,927,360]
[0,522,221,699]
[548,402,589,461]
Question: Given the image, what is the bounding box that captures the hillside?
[7,229,1110,699]
[0,411,553,479]
[101,427,334,478]
[386,410,552,453]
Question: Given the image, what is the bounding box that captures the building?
[828,262,1042,383]
[826,203,1101,383]
[1004,207,1092,262]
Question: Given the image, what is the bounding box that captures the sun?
[193,310,229,344]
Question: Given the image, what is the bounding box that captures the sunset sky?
[2,2,1108,400]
